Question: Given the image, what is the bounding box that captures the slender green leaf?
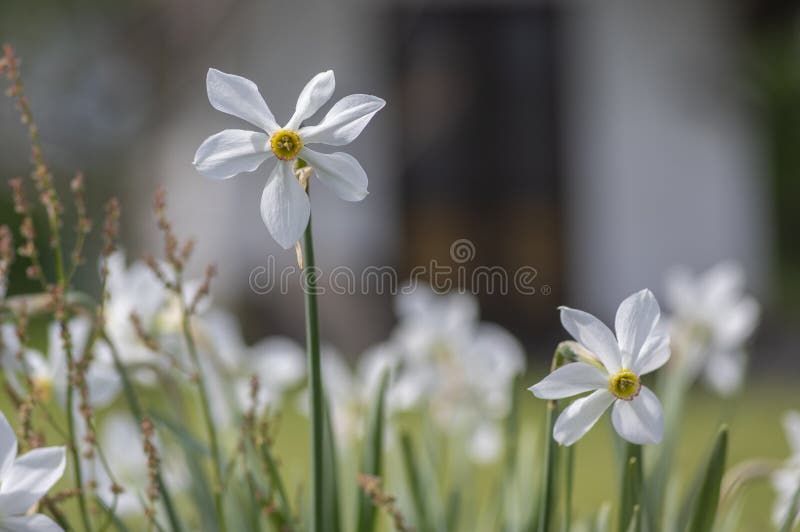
[445,490,461,531]
[619,444,642,532]
[625,506,641,532]
[355,371,390,532]
[686,426,728,532]
[400,432,433,532]
[259,437,294,529]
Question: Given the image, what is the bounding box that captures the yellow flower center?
[270,129,303,161]
[31,376,53,402]
[609,369,641,401]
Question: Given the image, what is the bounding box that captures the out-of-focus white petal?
[0,446,66,515]
[0,514,64,531]
[702,349,745,396]
[700,261,745,309]
[193,129,271,180]
[559,307,622,372]
[260,162,310,249]
[206,69,279,133]
[529,362,608,400]
[249,337,307,393]
[664,266,699,316]
[301,148,368,202]
[286,70,335,130]
[633,333,670,376]
[553,389,615,446]
[0,412,17,479]
[714,296,759,350]
[468,422,503,464]
[615,289,660,367]
[611,386,663,444]
[300,94,385,146]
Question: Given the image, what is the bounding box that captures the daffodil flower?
[0,410,66,531]
[529,289,670,446]
[193,69,385,248]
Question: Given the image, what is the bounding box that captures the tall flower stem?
[301,183,325,532]
[179,298,228,532]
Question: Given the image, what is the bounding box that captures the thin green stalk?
[538,398,559,532]
[539,345,576,532]
[400,433,432,532]
[259,438,294,527]
[62,333,93,532]
[180,304,227,532]
[301,193,325,532]
[618,444,643,532]
[562,445,574,532]
[104,335,183,532]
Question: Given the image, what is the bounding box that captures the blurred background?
[1,0,799,373]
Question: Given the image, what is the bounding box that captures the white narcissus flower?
[193,69,385,249]
[665,261,759,396]
[771,411,800,528]
[529,289,670,446]
[0,410,66,531]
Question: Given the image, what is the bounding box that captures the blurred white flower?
[665,261,760,395]
[530,289,670,446]
[0,410,66,531]
[193,69,385,248]
[103,251,168,369]
[236,337,306,415]
[772,411,800,528]
[103,251,214,384]
[365,285,526,462]
[2,318,120,409]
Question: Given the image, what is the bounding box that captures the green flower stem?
[301,192,325,532]
[539,343,576,532]
[179,302,227,532]
[104,335,183,532]
[62,332,93,532]
[618,443,643,532]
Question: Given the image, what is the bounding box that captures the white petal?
[0,514,64,531]
[206,69,279,133]
[0,412,17,479]
[0,447,65,515]
[529,362,608,399]
[286,70,335,130]
[553,389,615,446]
[559,307,622,372]
[611,386,663,444]
[713,296,759,349]
[783,411,800,458]
[615,289,660,367]
[633,333,670,376]
[301,148,368,201]
[300,94,385,146]
[260,162,310,249]
[468,423,503,464]
[701,261,745,306]
[703,349,745,396]
[193,129,271,180]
